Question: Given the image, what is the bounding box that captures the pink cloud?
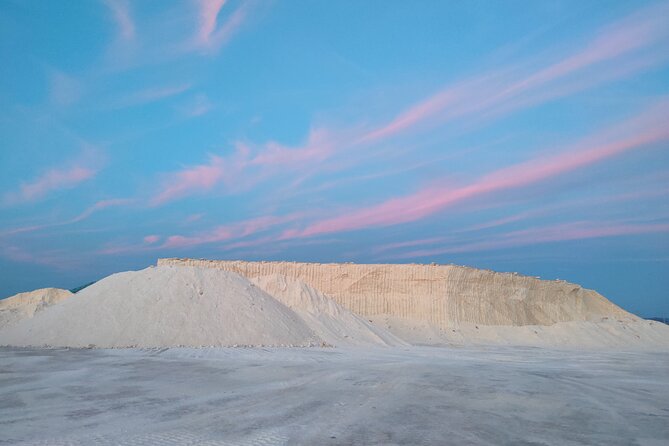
[4,164,98,206]
[114,83,192,109]
[143,235,160,245]
[371,237,453,255]
[358,2,669,144]
[186,213,205,223]
[70,198,134,223]
[151,155,225,206]
[143,3,669,209]
[103,0,136,41]
[195,0,249,52]
[0,198,131,238]
[197,0,227,45]
[21,167,94,201]
[490,5,668,104]
[285,100,669,238]
[150,128,345,205]
[458,211,539,234]
[354,80,487,145]
[249,128,337,165]
[394,221,669,259]
[162,213,303,249]
[366,184,666,250]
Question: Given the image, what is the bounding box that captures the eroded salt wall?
[157,259,634,327]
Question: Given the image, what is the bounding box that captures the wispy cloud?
[48,70,82,106]
[162,212,303,249]
[197,0,227,45]
[143,234,160,245]
[0,198,133,237]
[103,0,136,41]
[113,83,192,109]
[359,2,669,143]
[148,2,669,209]
[99,211,302,255]
[69,198,134,223]
[371,237,454,255]
[249,128,337,166]
[181,93,214,117]
[194,0,250,53]
[284,100,669,238]
[150,155,225,206]
[3,154,101,207]
[149,128,342,205]
[186,213,205,223]
[393,221,669,259]
[20,167,95,202]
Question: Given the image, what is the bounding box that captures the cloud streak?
[197,0,227,45]
[103,0,136,41]
[162,212,304,249]
[360,2,669,143]
[3,165,97,207]
[393,221,669,259]
[69,198,134,223]
[0,198,133,237]
[149,2,669,209]
[149,128,342,205]
[194,0,250,53]
[150,155,225,206]
[113,83,192,109]
[285,100,669,238]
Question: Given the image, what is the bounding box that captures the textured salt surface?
[0,288,72,329]
[371,315,669,349]
[252,274,406,347]
[1,261,667,349]
[160,259,669,350]
[0,267,402,348]
[0,266,320,348]
[2,346,668,445]
[158,259,635,326]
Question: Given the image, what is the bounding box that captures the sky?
[1,1,668,317]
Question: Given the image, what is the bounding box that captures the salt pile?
[252,274,406,347]
[161,259,634,326]
[370,315,669,349]
[1,261,667,350]
[0,288,72,329]
[0,266,401,348]
[162,259,669,350]
[0,266,319,348]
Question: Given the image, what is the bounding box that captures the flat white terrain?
[2,345,668,445]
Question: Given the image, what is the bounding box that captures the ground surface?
[1,346,668,446]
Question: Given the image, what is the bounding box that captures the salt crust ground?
[1,346,668,445]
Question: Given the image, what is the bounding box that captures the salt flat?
[2,346,668,446]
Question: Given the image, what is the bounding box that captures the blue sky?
[1,0,668,316]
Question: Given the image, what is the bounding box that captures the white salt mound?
[2,263,666,350]
[0,266,321,348]
[252,274,406,347]
[370,315,669,350]
[0,288,73,329]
